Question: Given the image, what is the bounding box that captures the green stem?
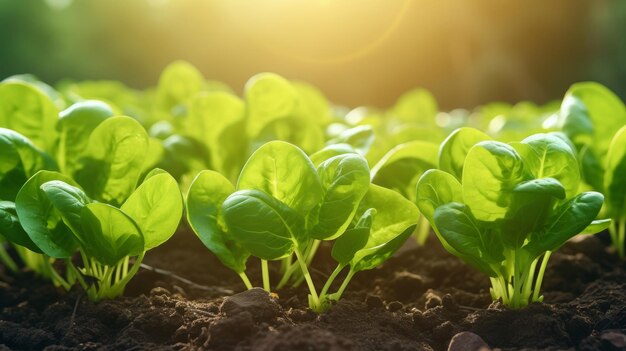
[238,272,254,290]
[305,240,321,266]
[0,244,18,272]
[415,215,431,245]
[294,248,320,308]
[320,264,344,298]
[334,267,356,301]
[618,218,625,259]
[532,251,552,302]
[261,259,271,292]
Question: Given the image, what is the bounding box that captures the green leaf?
[0,128,56,200]
[308,154,370,240]
[15,171,80,258]
[559,82,626,160]
[353,224,414,272]
[371,141,439,201]
[462,141,530,222]
[580,218,611,235]
[80,203,144,266]
[0,201,41,253]
[74,116,149,206]
[223,189,306,260]
[309,143,358,166]
[186,170,249,273]
[433,202,498,276]
[605,126,626,219]
[187,92,246,177]
[331,209,374,266]
[415,169,463,224]
[40,180,91,238]
[438,127,491,180]
[349,184,419,265]
[326,125,374,155]
[524,192,604,259]
[512,178,566,200]
[245,73,297,138]
[157,60,204,111]
[237,141,323,216]
[121,171,182,250]
[512,133,580,198]
[0,81,58,151]
[57,100,113,174]
[389,88,438,125]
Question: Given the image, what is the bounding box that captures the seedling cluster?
[0,63,623,310]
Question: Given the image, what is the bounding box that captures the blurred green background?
[0,0,624,109]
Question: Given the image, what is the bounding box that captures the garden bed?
[1,227,624,351]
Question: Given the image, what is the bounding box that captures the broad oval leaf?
[308,154,370,240]
[237,141,323,215]
[524,192,604,259]
[0,128,56,200]
[438,127,491,180]
[0,201,41,253]
[349,184,419,265]
[157,60,204,111]
[371,140,439,201]
[245,73,297,138]
[121,171,182,250]
[0,81,58,151]
[74,116,149,206]
[462,141,530,222]
[331,209,374,266]
[40,180,91,238]
[80,203,144,266]
[512,178,566,200]
[57,100,113,174]
[559,82,626,159]
[222,189,306,260]
[309,143,358,167]
[187,170,249,273]
[415,169,463,224]
[15,171,80,258]
[433,202,499,276]
[512,133,580,199]
[352,224,414,272]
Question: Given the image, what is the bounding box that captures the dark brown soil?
[1,225,625,351]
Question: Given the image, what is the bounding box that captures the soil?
[1,224,625,351]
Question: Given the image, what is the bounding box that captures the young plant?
[17,169,182,301]
[187,141,418,312]
[558,82,626,257]
[416,133,608,308]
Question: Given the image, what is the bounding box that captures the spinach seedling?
[187,141,418,312]
[17,169,183,301]
[416,133,608,308]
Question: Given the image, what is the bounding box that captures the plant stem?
[334,267,356,301]
[305,240,321,266]
[532,251,552,302]
[238,272,254,290]
[320,264,344,298]
[615,218,626,259]
[294,248,320,308]
[277,260,299,289]
[415,215,431,245]
[261,259,271,292]
[0,244,18,272]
